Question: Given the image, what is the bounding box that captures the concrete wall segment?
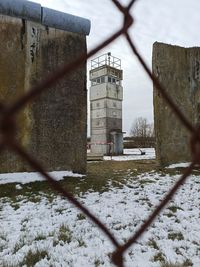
[152,42,200,166]
[0,15,87,173]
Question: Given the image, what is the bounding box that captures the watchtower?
[89,52,123,155]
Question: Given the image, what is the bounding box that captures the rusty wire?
[1,0,200,266]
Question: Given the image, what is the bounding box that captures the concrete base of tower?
[87,152,104,161]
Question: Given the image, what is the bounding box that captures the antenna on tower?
[108,52,111,66]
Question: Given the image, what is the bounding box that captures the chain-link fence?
[1,1,199,266]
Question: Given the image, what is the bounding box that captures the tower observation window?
[108,76,120,85]
[91,76,120,85]
[91,76,106,85]
[101,77,105,83]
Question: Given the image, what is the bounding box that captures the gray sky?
[33,0,200,135]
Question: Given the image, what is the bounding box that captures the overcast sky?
[33,0,200,135]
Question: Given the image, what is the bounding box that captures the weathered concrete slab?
[0,12,88,173]
[153,42,200,166]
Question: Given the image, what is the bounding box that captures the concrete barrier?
[0,0,90,173]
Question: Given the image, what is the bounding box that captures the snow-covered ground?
[166,162,191,169]
[0,171,84,185]
[104,148,155,161]
[1,170,200,267]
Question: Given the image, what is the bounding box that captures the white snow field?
[0,166,200,266]
[0,171,84,185]
[104,148,155,161]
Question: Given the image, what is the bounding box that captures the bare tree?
[130,117,154,138]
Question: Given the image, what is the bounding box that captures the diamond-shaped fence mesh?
[1,1,199,266]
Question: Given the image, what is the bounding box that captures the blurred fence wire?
[1,0,199,266]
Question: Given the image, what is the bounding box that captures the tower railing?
[91,53,121,70]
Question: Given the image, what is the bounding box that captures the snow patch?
[166,162,191,169]
[104,148,155,161]
[0,171,84,185]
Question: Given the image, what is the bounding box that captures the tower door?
[110,132,123,155]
